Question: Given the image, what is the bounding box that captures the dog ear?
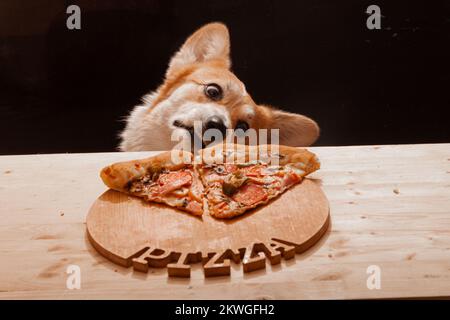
[262,107,320,146]
[167,22,231,75]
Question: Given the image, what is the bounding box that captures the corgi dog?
[119,22,319,152]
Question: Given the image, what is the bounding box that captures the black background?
[0,0,449,155]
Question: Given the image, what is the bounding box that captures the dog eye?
[235,120,249,132]
[204,83,223,101]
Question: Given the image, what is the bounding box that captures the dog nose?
[205,116,227,138]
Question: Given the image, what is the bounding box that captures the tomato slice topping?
[232,183,267,206]
[158,171,192,195]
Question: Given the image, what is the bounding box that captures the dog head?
[120,22,319,151]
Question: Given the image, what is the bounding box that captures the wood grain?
[0,144,449,299]
[86,180,330,277]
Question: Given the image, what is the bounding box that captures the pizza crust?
[198,144,320,174]
[100,150,193,192]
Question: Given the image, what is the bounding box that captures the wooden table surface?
[1,143,449,299]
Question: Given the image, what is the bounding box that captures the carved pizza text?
[129,238,306,277]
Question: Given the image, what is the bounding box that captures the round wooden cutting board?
[86,179,330,278]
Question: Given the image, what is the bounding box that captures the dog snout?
[205,116,227,138]
[173,119,195,137]
[172,116,227,148]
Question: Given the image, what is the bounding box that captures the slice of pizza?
[100,151,204,216]
[196,144,320,218]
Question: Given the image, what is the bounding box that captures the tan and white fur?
[119,22,319,151]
